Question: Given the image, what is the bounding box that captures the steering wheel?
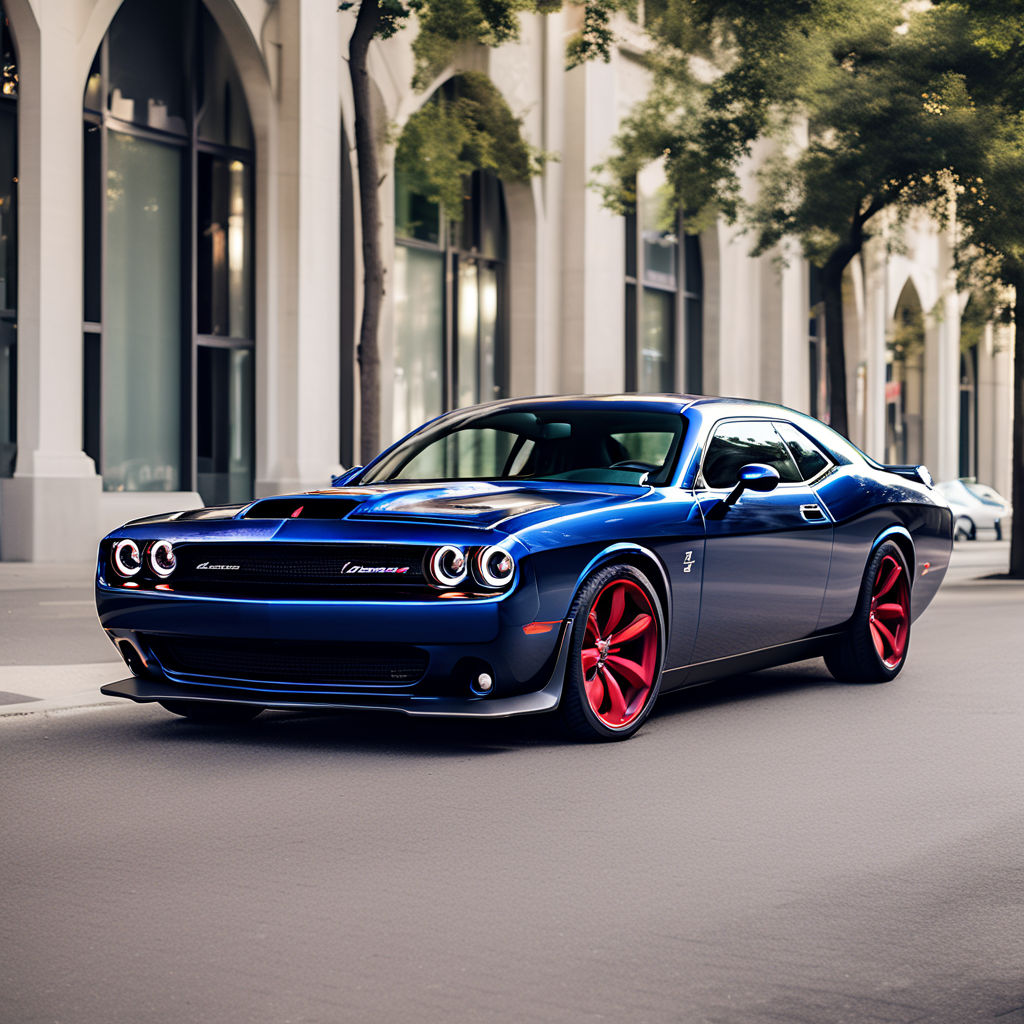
[609,460,659,472]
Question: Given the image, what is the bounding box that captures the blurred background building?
[0,0,1013,560]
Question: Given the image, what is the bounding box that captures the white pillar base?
[1,471,102,561]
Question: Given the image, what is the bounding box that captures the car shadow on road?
[126,657,837,756]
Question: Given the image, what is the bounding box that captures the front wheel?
[159,700,263,725]
[559,564,665,741]
[824,540,911,684]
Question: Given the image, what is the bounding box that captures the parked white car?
[934,479,1011,540]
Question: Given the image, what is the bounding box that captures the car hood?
[241,480,643,531]
[336,481,645,529]
[118,481,649,535]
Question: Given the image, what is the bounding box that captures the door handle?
[800,503,827,522]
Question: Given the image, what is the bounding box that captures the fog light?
[476,672,493,693]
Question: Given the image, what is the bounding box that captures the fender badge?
[683,550,696,574]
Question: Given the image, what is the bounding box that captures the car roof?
[447,394,814,418]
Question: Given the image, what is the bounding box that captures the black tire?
[824,540,911,684]
[954,517,975,541]
[559,564,665,741]
[158,700,263,724]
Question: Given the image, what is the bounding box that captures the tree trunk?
[1008,269,1024,577]
[821,253,850,438]
[349,0,384,464]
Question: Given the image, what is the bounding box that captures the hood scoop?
[242,496,362,520]
[371,490,558,520]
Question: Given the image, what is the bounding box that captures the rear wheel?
[825,540,911,683]
[559,564,665,741]
[954,516,975,541]
[159,700,263,724]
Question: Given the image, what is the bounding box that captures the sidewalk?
[0,561,125,718]
[0,541,1016,719]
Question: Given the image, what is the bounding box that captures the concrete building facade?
[0,0,1013,560]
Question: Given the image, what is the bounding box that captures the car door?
[690,417,834,665]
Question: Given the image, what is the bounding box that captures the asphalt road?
[2,547,1023,1024]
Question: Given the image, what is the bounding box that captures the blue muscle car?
[96,395,952,740]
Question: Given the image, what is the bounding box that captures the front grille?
[172,543,430,595]
[147,636,428,688]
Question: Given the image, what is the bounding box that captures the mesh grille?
[173,543,429,592]
[149,636,428,687]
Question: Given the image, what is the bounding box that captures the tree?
[934,0,1024,575]
[596,0,990,439]
[343,0,624,462]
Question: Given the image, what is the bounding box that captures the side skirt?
[660,633,843,692]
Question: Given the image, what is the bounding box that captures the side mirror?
[708,463,780,519]
[331,466,363,487]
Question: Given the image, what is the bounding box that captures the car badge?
[683,550,696,573]
[196,561,241,571]
[339,562,410,575]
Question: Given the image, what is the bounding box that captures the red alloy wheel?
[868,553,910,669]
[579,579,659,729]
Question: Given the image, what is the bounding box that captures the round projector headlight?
[111,539,142,578]
[428,545,468,587]
[475,546,515,588]
[149,539,176,578]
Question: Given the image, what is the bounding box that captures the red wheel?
[561,564,664,740]
[868,553,910,669]
[825,540,912,683]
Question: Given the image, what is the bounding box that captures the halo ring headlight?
[475,546,516,589]
[112,539,142,578]
[149,539,177,578]
[428,545,468,588]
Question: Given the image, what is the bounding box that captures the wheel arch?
[871,525,915,582]
[571,543,672,632]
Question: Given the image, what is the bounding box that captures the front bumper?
[102,616,573,719]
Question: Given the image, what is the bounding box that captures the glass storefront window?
[393,245,444,440]
[197,7,253,150]
[625,166,702,394]
[102,131,183,492]
[198,154,252,338]
[393,166,507,443]
[86,0,255,502]
[197,346,253,505]
[107,0,188,134]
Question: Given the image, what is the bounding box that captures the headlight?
[427,545,469,587]
[111,539,142,578]
[474,546,515,588]
[149,539,176,578]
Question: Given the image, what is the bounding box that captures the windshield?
[361,407,687,487]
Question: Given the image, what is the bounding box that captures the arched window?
[83,0,254,504]
[393,166,507,440]
[624,166,702,393]
[886,280,926,464]
[0,2,16,478]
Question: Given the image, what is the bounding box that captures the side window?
[701,420,802,488]
[774,421,831,481]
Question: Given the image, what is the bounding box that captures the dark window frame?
[82,2,255,500]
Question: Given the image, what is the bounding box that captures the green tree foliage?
[597,0,998,437]
[935,0,1024,575]
[396,72,548,216]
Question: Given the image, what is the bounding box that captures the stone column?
[1,0,101,560]
[255,0,341,496]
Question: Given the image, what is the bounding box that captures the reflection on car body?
[96,395,953,741]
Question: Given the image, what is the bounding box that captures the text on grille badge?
[340,562,411,575]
